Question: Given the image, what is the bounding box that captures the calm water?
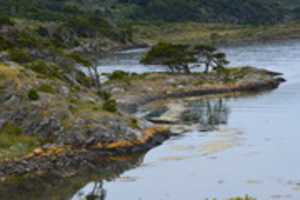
[4,40,300,200]
[98,40,300,200]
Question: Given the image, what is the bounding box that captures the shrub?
[0,36,12,50]
[97,90,112,101]
[103,99,117,113]
[0,122,40,160]
[0,16,14,27]
[8,48,33,63]
[35,26,49,37]
[25,60,61,78]
[109,70,130,80]
[130,118,140,129]
[27,89,40,101]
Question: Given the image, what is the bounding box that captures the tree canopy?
[141,42,229,74]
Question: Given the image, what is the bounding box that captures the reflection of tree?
[181,98,230,129]
[0,153,145,200]
[72,181,106,200]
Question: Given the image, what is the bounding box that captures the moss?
[27,89,40,101]
[103,99,118,113]
[0,123,40,160]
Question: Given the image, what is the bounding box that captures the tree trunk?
[91,65,101,90]
[204,63,210,74]
[183,65,191,74]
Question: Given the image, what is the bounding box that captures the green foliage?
[126,0,285,24]
[0,122,40,160]
[0,36,12,50]
[141,42,196,73]
[195,44,229,73]
[67,52,92,67]
[0,15,14,26]
[8,48,33,63]
[130,118,140,129]
[97,90,112,101]
[27,89,39,101]
[0,16,15,27]
[103,98,118,113]
[25,60,62,78]
[142,42,228,73]
[109,70,130,80]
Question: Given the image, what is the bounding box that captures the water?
[4,40,300,200]
[98,40,300,200]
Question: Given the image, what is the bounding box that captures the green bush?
[0,36,12,51]
[103,99,117,113]
[0,16,14,26]
[109,70,130,80]
[97,90,112,101]
[27,89,40,101]
[25,60,61,78]
[8,48,33,63]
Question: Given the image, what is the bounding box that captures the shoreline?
[0,66,285,178]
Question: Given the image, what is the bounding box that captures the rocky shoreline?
[0,64,285,178]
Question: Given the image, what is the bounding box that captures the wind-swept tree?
[141,42,196,73]
[142,42,229,74]
[194,44,229,73]
[69,53,101,90]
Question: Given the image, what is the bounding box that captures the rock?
[0,119,6,129]
[111,87,125,93]
[33,148,44,156]
[60,86,70,97]
[170,125,192,135]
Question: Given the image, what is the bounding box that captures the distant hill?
[0,0,297,24]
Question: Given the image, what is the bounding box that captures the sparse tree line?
[141,42,229,74]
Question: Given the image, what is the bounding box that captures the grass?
[0,123,41,160]
[38,83,56,94]
[132,21,300,45]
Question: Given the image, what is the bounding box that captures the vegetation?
[229,195,256,200]
[27,89,40,101]
[0,123,40,160]
[103,99,118,113]
[142,42,229,73]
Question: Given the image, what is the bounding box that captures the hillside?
[0,0,296,24]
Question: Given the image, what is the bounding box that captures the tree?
[141,42,197,73]
[69,53,101,90]
[194,44,229,73]
[141,42,229,74]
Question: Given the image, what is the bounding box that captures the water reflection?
[181,98,230,129]
[72,181,106,200]
[0,154,145,200]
